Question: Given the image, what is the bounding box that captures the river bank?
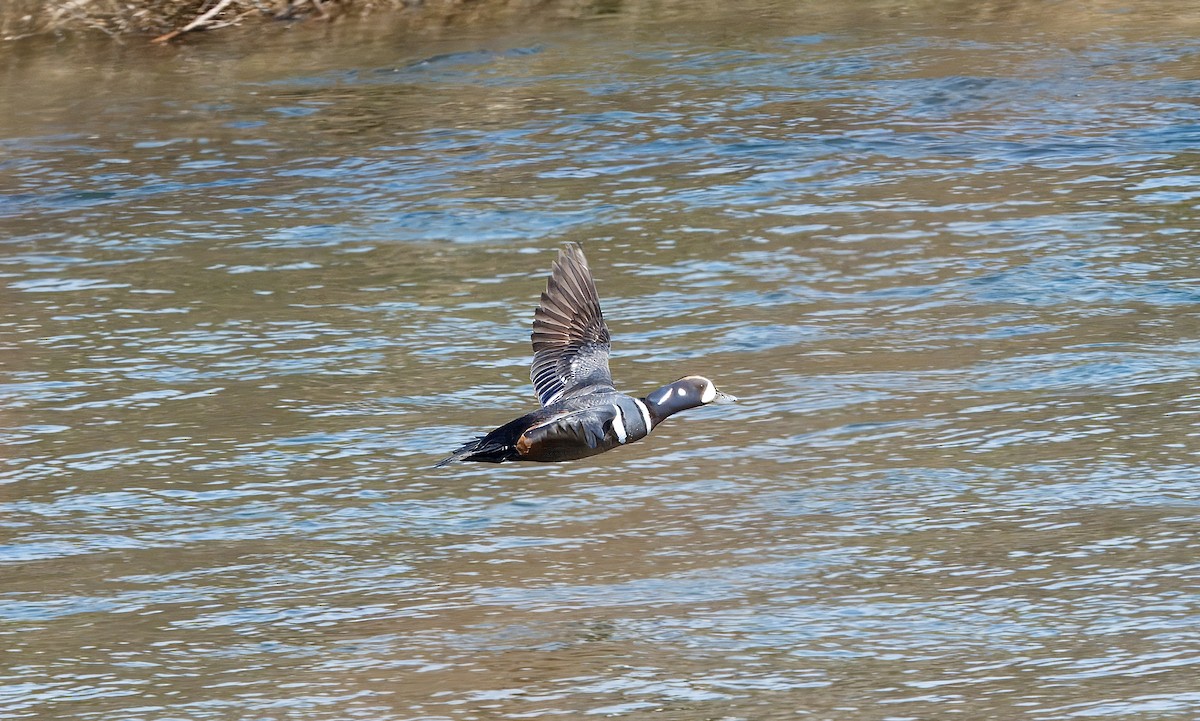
[0,0,597,42]
[8,0,1200,44]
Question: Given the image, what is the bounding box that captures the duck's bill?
[714,390,738,403]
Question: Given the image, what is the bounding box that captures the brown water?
[3,2,1200,719]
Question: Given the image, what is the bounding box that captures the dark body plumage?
[437,244,734,466]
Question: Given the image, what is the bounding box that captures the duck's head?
[642,375,736,427]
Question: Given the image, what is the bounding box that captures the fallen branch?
[151,0,237,43]
[202,7,260,31]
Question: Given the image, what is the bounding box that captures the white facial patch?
[676,387,687,397]
[700,380,716,404]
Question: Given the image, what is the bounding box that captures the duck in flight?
[437,243,736,466]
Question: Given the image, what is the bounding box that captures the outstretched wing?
[530,243,614,406]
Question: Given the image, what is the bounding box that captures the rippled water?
[3,2,1200,718]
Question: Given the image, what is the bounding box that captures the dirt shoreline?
[8,0,1200,44]
[0,0,592,42]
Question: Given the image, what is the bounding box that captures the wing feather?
[530,243,614,406]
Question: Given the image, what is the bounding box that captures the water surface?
[2,2,1200,719]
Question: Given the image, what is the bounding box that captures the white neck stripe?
[612,404,628,443]
[632,397,653,432]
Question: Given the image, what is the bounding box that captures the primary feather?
[529,243,615,406]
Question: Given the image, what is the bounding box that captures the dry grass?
[0,0,419,40]
[7,0,1200,43]
[0,0,597,41]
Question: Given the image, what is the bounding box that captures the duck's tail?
[434,436,517,467]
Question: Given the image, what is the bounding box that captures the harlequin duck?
[437,243,736,466]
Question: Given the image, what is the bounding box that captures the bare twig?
[152,0,236,43]
[203,7,259,31]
